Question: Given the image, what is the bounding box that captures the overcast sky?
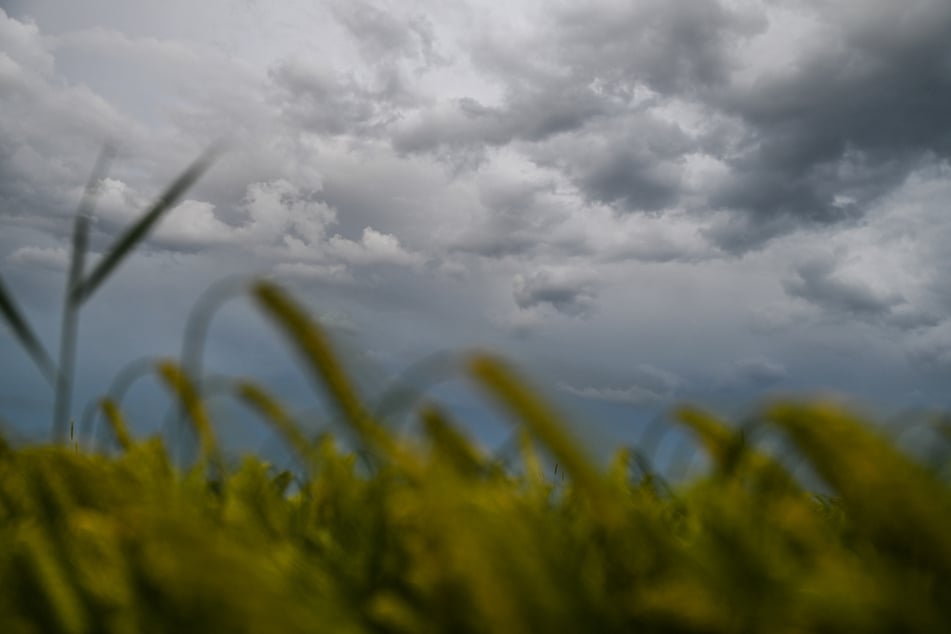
[2,0,951,458]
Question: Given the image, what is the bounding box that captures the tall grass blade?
[16,530,88,634]
[677,406,799,494]
[52,145,114,442]
[72,145,219,305]
[157,360,223,477]
[419,402,484,477]
[251,281,395,457]
[372,350,460,426]
[0,274,57,386]
[766,401,951,574]
[236,380,315,468]
[467,354,611,513]
[67,145,115,301]
[81,356,158,448]
[518,428,545,488]
[608,446,666,494]
[99,398,132,452]
[177,275,249,451]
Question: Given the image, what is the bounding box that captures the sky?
[1,0,950,462]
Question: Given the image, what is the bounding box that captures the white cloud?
[237,179,336,247]
[6,245,68,270]
[0,10,54,75]
[560,364,683,404]
[272,261,352,284]
[328,227,425,268]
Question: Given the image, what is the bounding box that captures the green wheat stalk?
[0,144,219,441]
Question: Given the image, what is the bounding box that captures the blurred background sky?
[1,0,950,464]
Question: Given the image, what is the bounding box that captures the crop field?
[2,153,951,633]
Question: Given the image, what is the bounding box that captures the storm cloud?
[2,0,951,443]
[783,257,904,319]
[512,269,598,318]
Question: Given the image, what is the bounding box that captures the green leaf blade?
[0,274,57,387]
[73,145,219,305]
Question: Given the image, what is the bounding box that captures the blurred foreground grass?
[1,280,950,633]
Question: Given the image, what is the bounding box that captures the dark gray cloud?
[392,87,614,158]
[548,0,764,94]
[512,270,597,318]
[449,174,591,259]
[556,139,685,212]
[575,0,951,248]
[704,1,951,248]
[527,112,696,213]
[728,357,787,389]
[783,257,903,318]
[702,212,801,255]
[576,149,680,212]
[393,0,756,159]
[392,0,761,218]
[906,322,951,377]
[390,0,951,253]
